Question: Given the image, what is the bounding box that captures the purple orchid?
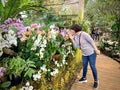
[0,18,26,38]
[60,29,68,36]
[0,67,6,78]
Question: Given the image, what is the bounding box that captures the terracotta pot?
[52,54,61,61]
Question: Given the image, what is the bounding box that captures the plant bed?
[9,49,82,90]
[99,39,120,63]
[0,19,82,90]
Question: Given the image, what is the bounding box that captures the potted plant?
[6,56,36,86]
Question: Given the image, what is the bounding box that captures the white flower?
[20,86,26,90]
[43,39,47,45]
[39,51,44,58]
[33,75,37,81]
[40,65,47,72]
[31,35,43,50]
[8,30,14,35]
[0,50,3,57]
[62,55,67,63]
[37,34,42,40]
[54,61,60,67]
[33,74,41,81]
[28,86,34,90]
[50,72,54,76]
[2,40,11,48]
[40,48,45,52]
[20,81,34,90]
[9,39,17,46]
[54,68,58,74]
[50,68,59,76]
[108,41,113,45]
[31,46,36,50]
[105,47,110,51]
[60,64,63,67]
[62,59,66,64]
[33,70,41,81]
[32,36,36,40]
[36,73,41,79]
[50,24,55,29]
[47,69,50,72]
[116,52,120,56]
[0,44,3,57]
[34,39,40,46]
[114,41,118,44]
[40,44,45,48]
[62,44,65,48]
[54,61,58,65]
[26,81,30,87]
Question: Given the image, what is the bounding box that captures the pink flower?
[60,29,68,36]
[0,67,6,78]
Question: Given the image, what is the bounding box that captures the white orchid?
[20,81,34,90]
[26,81,30,86]
[40,65,47,72]
[40,48,45,52]
[39,51,44,59]
[1,40,11,48]
[50,24,55,29]
[43,39,47,45]
[50,68,59,76]
[6,30,17,46]
[54,61,60,67]
[0,46,3,57]
[33,71,41,81]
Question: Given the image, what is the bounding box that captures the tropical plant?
[0,0,46,24]
[6,56,36,79]
[84,0,120,31]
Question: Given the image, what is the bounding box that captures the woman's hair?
[70,24,82,32]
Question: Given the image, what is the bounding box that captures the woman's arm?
[84,32,100,55]
[68,32,80,48]
[93,43,100,55]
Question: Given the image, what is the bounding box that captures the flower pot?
[10,75,22,86]
[52,54,61,61]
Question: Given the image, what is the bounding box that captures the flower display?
[99,39,120,59]
[0,18,75,89]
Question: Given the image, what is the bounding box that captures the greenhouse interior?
[0,0,120,90]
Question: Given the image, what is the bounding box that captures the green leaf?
[24,68,36,78]
[0,81,11,88]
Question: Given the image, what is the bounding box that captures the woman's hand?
[68,33,75,42]
[95,49,100,55]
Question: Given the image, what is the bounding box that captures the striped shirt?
[73,31,95,56]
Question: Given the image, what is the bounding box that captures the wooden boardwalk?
[70,54,120,90]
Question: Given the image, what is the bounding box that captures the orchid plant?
[0,18,75,89]
[17,24,75,81]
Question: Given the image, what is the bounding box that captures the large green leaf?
[0,81,11,88]
[0,0,46,24]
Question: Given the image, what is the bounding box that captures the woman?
[68,24,100,89]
